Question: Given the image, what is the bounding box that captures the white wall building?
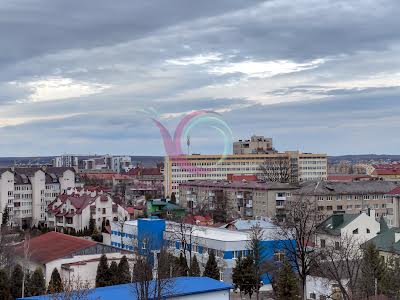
[52,155,79,168]
[14,231,128,288]
[47,187,129,232]
[315,210,381,249]
[111,156,132,173]
[0,167,82,228]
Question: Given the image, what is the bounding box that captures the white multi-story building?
[111,156,132,173]
[47,187,128,232]
[0,167,82,228]
[52,155,79,168]
[164,152,327,198]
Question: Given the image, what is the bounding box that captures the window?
[346,205,353,210]
[353,228,359,234]
[327,206,333,211]
[337,205,343,210]
[335,242,340,250]
[327,196,333,201]
[102,208,106,214]
[347,195,352,200]
[317,196,324,201]
[274,251,285,262]
[320,239,326,248]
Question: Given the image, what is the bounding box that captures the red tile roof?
[126,167,162,176]
[327,175,372,181]
[387,186,400,195]
[15,232,97,264]
[373,169,400,175]
[227,174,258,181]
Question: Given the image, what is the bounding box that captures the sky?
[0,0,400,156]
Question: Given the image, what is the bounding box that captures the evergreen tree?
[96,254,110,287]
[109,261,119,285]
[28,268,46,296]
[47,268,63,294]
[177,253,188,276]
[274,261,299,300]
[360,243,386,298]
[2,206,9,226]
[89,218,96,235]
[170,192,176,204]
[241,254,258,298]
[0,269,11,300]
[381,257,400,298]
[117,255,131,284]
[11,264,24,299]
[190,255,201,276]
[203,251,219,280]
[232,255,245,296]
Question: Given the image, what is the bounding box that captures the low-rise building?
[315,210,381,250]
[146,198,186,219]
[23,277,232,300]
[14,232,127,288]
[47,187,128,232]
[293,181,399,219]
[179,180,298,220]
[110,218,293,286]
[233,135,275,154]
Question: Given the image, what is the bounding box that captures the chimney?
[332,214,344,228]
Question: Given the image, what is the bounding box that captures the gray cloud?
[0,0,399,156]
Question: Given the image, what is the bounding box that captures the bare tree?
[130,235,175,300]
[315,234,364,300]
[48,275,99,300]
[274,197,324,300]
[259,157,291,183]
[21,233,31,298]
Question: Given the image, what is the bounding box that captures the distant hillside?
[329,154,400,164]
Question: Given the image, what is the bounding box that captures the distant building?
[23,277,232,300]
[47,187,129,232]
[0,167,82,228]
[51,155,79,168]
[233,135,275,154]
[110,218,294,285]
[111,156,132,173]
[293,181,399,220]
[179,180,298,220]
[164,152,327,198]
[14,232,126,288]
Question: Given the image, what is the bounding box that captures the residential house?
[146,198,186,219]
[14,232,127,288]
[47,187,128,232]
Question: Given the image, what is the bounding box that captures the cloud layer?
[0,0,399,156]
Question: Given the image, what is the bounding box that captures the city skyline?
[0,1,399,156]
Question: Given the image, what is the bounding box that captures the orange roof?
[373,169,400,175]
[15,232,97,264]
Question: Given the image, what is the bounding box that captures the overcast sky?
[0,0,399,156]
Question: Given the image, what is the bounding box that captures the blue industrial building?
[111,218,293,286]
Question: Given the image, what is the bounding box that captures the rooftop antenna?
[187,135,191,155]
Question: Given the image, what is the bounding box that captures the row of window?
[318,203,386,211]
[317,194,386,201]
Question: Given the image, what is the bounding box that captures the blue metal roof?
[19,277,232,300]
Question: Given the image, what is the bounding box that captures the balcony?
[186,191,192,195]
[208,192,215,197]
[276,200,285,209]
[246,200,253,208]
[276,196,286,201]
[236,193,244,199]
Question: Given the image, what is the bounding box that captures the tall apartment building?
[179,180,298,220]
[164,152,327,197]
[52,155,79,168]
[0,167,82,228]
[111,156,132,173]
[233,135,275,154]
[292,181,399,220]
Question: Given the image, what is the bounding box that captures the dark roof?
[296,181,399,196]
[364,219,400,254]
[317,213,359,236]
[180,180,299,190]
[21,277,232,300]
[14,232,97,264]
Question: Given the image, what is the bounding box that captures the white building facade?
[0,167,82,228]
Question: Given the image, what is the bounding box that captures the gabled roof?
[317,213,359,236]
[14,232,97,264]
[386,186,400,196]
[363,221,400,255]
